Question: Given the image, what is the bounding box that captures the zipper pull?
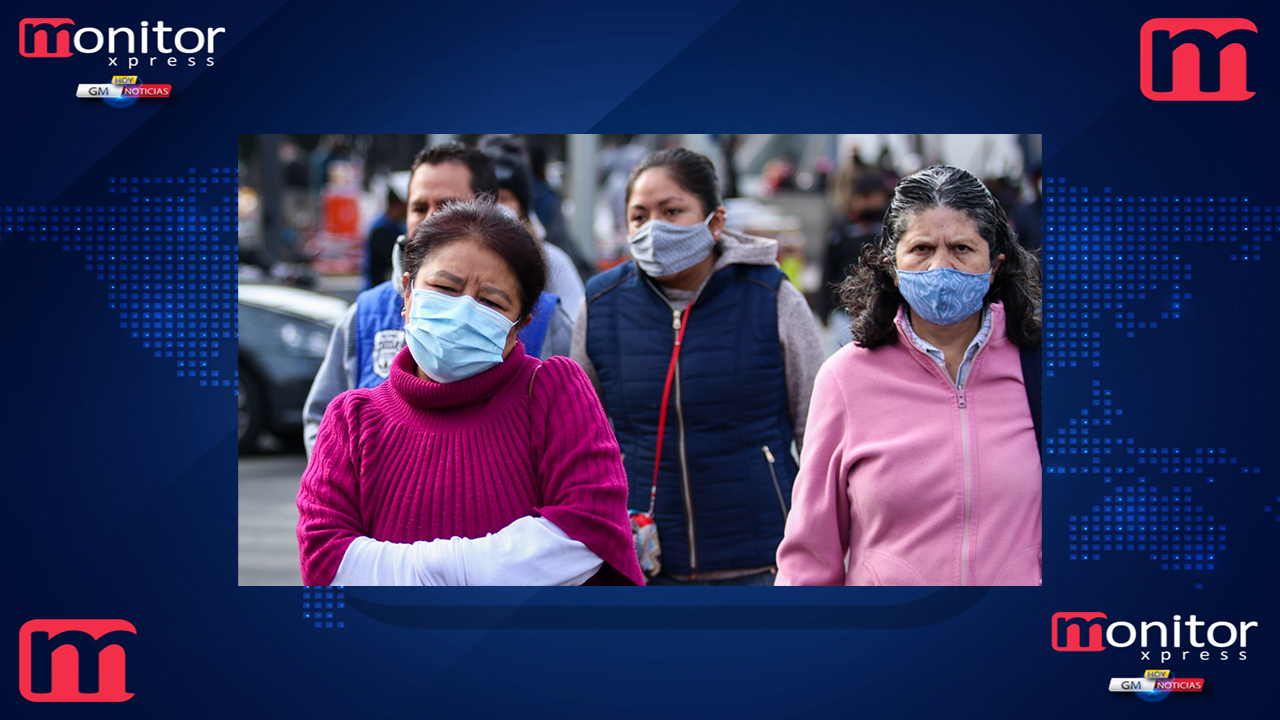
[672,309,682,330]
[762,445,775,464]
[957,386,967,409]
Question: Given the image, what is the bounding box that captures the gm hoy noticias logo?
[1052,612,1258,662]
[1141,18,1258,101]
[77,75,172,108]
[18,619,137,702]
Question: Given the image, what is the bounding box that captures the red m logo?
[1051,612,1108,652]
[1141,18,1257,101]
[18,619,136,702]
[18,18,75,57]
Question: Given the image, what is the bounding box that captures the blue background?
[4,0,1277,716]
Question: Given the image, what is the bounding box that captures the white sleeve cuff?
[331,516,604,586]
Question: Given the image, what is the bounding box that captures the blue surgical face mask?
[897,266,992,326]
[404,289,515,383]
[627,212,715,277]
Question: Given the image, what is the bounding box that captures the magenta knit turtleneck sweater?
[297,343,644,586]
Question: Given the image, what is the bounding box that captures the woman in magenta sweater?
[297,201,643,586]
[776,165,1042,586]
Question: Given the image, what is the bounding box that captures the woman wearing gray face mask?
[569,147,825,585]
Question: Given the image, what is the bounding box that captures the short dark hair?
[625,147,722,218]
[840,164,1042,349]
[479,135,534,219]
[401,199,547,319]
[409,142,500,202]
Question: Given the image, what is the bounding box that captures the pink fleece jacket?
[775,302,1041,586]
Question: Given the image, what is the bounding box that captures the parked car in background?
[238,283,348,453]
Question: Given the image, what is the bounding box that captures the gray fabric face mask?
[627,212,715,277]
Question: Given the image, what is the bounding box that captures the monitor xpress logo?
[1052,612,1257,662]
[19,18,223,68]
[1140,18,1257,101]
[19,620,136,702]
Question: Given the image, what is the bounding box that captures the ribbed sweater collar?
[387,342,527,411]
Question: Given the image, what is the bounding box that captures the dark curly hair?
[840,164,1041,349]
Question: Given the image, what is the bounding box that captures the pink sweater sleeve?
[530,357,646,586]
[775,357,852,586]
[296,392,364,585]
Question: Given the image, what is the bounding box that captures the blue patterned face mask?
[405,290,515,383]
[897,266,992,326]
[627,212,715,277]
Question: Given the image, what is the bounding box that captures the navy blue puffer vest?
[584,260,796,576]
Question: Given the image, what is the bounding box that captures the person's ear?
[504,314,532,354]
[709,206,727,240]
[884,255,898,288]
[991,253,1007,283]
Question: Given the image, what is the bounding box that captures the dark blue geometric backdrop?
[1044,182,1274,586]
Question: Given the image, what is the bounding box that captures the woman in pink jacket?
[776,165,1042,586]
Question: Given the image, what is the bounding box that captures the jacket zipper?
[954,336,996,587]
[957,381,971,586]
[902,316,993,587]
[643,273,704,577]
[763,445,788,521]
[671,308,698,574]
